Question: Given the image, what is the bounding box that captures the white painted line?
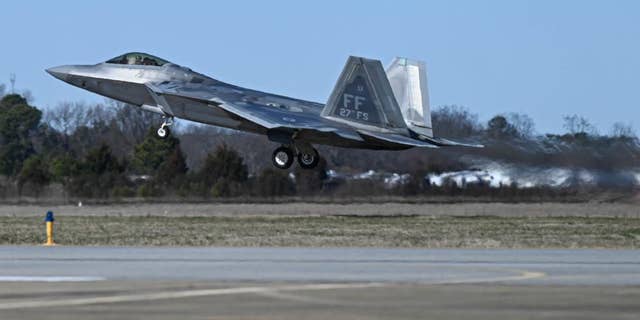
[0,269,546,310]
[0,283,384,310]
[0,276,105,282]
[257,290,344,305]
[423,269,546,285]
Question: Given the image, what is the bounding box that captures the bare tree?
[107,99,161,144]
[45,102,92,135]
[562,114,598,136]
[45,100,162,157]
[505,113,535,138]
[86,102,115,126]
[0,83,5,97]
[610,122,636,138]
[432,105,482,138]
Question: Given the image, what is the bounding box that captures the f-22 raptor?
[47,52,481,169]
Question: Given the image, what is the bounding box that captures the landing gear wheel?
[272,146,294,169]
[297,147,319,169]
[157,126,170,139]
[156,116,174,139]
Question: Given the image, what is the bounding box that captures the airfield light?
[44,211,56,246]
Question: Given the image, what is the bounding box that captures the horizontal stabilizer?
[415,134,484,148]
[358,130,439,148]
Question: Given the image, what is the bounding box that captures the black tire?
[297,147,319,169]
[272,146,294,169]
[157,127,171,139]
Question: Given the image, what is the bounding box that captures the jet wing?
[213,98,367,142]
[145,81,478,150]
[145,81,365,143]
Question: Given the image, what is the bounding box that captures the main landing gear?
[272,145,319,170]
[297,148,320,169]
[156,117,174,139]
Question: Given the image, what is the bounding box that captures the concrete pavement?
[0,246,639,319]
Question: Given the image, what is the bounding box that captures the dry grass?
[1,202,639,217]
[2,215,639,248]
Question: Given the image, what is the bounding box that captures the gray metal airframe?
[47,52,480,169]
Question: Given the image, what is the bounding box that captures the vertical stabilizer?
[386,57,433,137]
[322,56,407,132]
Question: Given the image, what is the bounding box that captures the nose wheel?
[156,117,174,139]
[157,127,170,138]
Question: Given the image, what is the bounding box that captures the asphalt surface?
[1,246,639,319]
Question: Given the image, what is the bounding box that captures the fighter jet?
[47,52,481,169]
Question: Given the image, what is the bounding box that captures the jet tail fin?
[322,56,407,131]
[386,57,433,138]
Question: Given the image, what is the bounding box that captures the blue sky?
[0,0,638,133]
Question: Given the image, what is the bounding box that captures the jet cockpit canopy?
[105,52,170,67]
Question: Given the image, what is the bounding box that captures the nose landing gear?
[156,117,174,139]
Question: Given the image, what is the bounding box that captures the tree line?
[0,92,638,200]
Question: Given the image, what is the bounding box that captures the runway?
[1,246,639,319]
[2,246,640,285]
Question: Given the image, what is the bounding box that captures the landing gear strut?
[157,117,174,139]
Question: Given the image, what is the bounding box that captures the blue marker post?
[44,211,55,246]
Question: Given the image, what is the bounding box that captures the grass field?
[2,202,640,217]
[2,215,639,248]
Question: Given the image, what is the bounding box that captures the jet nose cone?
[46,65,72,81]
